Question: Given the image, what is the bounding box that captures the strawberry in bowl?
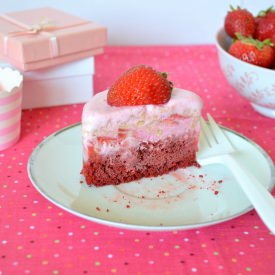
[228,33,274,68]
[255,6,275,44]
[224,5,256,38]
[215,6,275,118]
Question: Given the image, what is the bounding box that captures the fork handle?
[223,155,275,234]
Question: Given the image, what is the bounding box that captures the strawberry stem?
[161,72,168,79]
[257,6,274,17]
[229,5,235,11]
[229,5,242,12]
[160,71,173,91]
[235,32,274,50]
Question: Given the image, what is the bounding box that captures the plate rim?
[27,123,275,231]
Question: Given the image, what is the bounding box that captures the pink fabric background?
[1,46,275,274]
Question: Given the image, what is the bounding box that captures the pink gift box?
[0,7,107,71]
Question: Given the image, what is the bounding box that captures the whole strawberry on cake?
[81,65,203,187]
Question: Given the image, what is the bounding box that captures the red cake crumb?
[193,162,201,168]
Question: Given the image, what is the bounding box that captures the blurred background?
[0,0,274,45]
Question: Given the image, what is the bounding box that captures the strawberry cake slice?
[81,65,203,187]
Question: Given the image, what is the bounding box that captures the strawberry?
[97,136,117,144]
[228,33,275,68]
[117,128,128,140]
[255,6,275,43]
[224,5,255,38]
[107,65,173,106]
[255,18,275,44]
[87,145,96,157]
[161,114,185,126]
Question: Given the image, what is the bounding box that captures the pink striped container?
[0,67,23,151]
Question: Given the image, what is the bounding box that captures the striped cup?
[0,68,23,151]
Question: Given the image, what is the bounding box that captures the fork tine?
[206,113,234,149]
[199,117,209,149]
[199,116,217,148]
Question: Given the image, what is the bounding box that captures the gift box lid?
[0,7,107,71]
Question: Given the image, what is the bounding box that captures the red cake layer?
[82,134,198,187]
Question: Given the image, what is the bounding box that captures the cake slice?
[81,65,203,186]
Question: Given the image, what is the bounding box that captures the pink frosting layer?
[82,88,202,147]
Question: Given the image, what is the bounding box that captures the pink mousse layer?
[82,88,203,154]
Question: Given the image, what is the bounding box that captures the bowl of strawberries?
[216,5,275,118]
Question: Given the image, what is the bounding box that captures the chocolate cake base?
[82,134,198,187]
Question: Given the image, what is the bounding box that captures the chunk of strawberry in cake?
[81,65,203,187]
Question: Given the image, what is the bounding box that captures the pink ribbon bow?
[1,14,60,58]
[0,14,89,59]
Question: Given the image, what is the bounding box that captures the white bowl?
[216,28,275,119]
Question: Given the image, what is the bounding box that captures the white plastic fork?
[198,113,275,234]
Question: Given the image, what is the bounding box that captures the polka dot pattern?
[0,46,275,274]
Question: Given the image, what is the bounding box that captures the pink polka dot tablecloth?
[1,46,275,275]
